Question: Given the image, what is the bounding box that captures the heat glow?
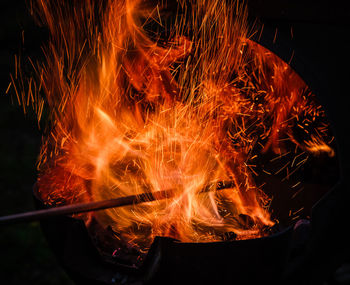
[13,0,335,254]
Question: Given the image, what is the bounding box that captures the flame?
[304,135,335,157]
[14,0,335,254]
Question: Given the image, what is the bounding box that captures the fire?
[13,0,335,255]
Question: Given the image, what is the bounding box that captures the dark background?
[0,0,349,284]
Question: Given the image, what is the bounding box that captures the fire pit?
[2,0,343,284]
[34,187,293,284]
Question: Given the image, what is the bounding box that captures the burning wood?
[11,0,336,256]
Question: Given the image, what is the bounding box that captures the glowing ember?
[13,0,335,257]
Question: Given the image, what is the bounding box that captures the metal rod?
[0,181,234,226]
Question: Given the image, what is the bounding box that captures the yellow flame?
[12,0,334,252]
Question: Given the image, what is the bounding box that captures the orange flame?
[14,0,335,252]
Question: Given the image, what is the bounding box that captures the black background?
[0,0,349,284]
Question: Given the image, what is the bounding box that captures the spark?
[11,0,335,252]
